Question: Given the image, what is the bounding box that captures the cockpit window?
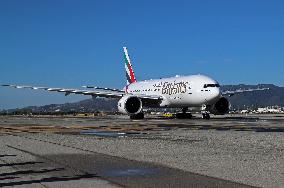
[204,84,220,88]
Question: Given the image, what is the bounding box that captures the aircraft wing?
[1,84,125,98]
[82,86,163,100]
[222,87,269,97]
[1,84,164,101]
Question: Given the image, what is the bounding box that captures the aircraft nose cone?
[212,88,221,100]
[204,88,221,104]
[217,88,221,96]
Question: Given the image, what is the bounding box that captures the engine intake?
[210,97,230,115]
[118,96,143,115]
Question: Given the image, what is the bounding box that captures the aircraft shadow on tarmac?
[0,174,97,187]
[0,155,98,187]
[0,168,64,177]
[0,161,43,168]
[0,154,17,158]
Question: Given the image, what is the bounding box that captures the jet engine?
[209,97,230,115]
[118,96,143,115]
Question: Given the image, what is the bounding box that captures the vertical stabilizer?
[123,47,137,85]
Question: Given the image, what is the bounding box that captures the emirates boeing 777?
[2,47,268,119]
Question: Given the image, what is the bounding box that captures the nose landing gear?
[202,112,210,119]
[176,108,192,119]
[130,113,145,120]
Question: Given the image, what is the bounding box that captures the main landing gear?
[176,108,192,119]
[202,112,210,119]
[130,112,144,120]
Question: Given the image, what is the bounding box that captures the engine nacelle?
[118,96,143,115]
[209,97,230,115]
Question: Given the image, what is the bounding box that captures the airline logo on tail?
[123,47,137,85]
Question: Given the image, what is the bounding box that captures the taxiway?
[0,114,283,188]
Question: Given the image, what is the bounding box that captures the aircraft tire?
[202,113,210,119]
[130,113,144,120]
[176,113,192,119]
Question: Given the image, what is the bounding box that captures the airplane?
[1,47,269,119]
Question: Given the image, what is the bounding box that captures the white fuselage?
[125,75,221,108]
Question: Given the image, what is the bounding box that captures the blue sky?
[0,0,284,109]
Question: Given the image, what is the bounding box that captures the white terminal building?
[239,106,284,114]
[256,106,284,113]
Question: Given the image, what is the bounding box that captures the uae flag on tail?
[123,47,137,85]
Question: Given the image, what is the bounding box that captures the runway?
[0,114,283,187]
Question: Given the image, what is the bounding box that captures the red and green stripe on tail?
[123,47,137,84]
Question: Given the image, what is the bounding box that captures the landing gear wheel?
[176,107,192,119]
[130,113,144,120]
[202,113,210,119]
[176,113,192,119]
